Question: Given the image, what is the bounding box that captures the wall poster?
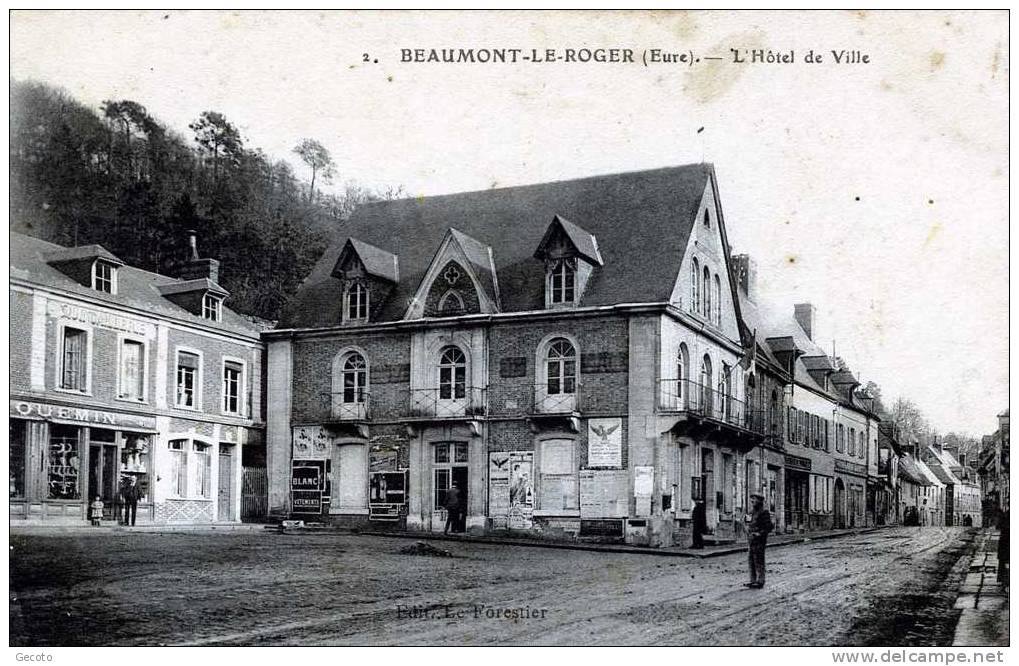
[587,418,623,468]
[489,451,534,529]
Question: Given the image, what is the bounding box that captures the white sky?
[10,10,1009,436]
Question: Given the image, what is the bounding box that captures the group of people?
[87,475,143,527]
[692,492,774,589]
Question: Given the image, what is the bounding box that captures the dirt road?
[9,526,976,646]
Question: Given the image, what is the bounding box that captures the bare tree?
[293,138,335,202]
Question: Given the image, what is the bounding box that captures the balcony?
[532,383,582,415]
[407,387,486,420]
[327,389,371,422]
[658,379,767,438]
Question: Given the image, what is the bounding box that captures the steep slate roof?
[10,232,261,338]
[278,163,714,327]
[448,228,500,308]
[537,215,604,266]
[898,455,931,486]
[43,244,124,265]
[345,238,400,283]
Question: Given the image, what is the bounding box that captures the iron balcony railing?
[658,378,767,435]
[329,389,371,421]
[408,386,486,419]
[532,382,582,415]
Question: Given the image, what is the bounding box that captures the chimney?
[730,254,757,302]
[180,230,220,283]
[794,303,816,340]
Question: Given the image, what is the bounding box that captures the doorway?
[834,478,847,529]
[88,430,119,521]
[433,442,469,532]
[218,445,234,522]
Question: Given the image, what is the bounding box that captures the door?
[218,447,233,521]
[834,478,846,529]
[336,444,367,511]
[452,466,469,531]
[88,444,120,520]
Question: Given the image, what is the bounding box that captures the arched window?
[438,346,466,400]
[549,259,576,304]
[713,274,721,324]
[703,208,711,228]
[345,282,369,322]
[677,343,689,404]
[546,338,577,395]
[438,289,465,315]
[341,353,367,403]
[699,354,712,412]
[691,258,700,313]
[702,266,711,319]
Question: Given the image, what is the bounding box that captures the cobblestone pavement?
[9,526,978,646]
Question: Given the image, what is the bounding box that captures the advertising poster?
[489,451,533,529]
[580,469,629,518]
[587,418,623,468]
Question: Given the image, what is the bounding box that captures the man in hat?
[745,492,773,588]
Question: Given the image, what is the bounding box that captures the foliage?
[10,80,401,321]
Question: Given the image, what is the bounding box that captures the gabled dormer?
[801,355,837,391]
[533,215,603,309]
[157,231,230,322]
[831,369,861,402]
[405,228,501,320]
[331,238,399,325]
[764,336,805,377]
[44,244,125,295]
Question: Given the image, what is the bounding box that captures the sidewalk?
[10,522,268,535]
[347,525,883,558]
[953,530,1009,646]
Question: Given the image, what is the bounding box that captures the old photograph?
[7,9,1010,652]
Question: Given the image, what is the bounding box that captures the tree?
[189,111,243,188]
[292,138,335,202]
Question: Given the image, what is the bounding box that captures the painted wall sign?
[587,418,623,468]
[291,460,329,514]
[835,459,868,476]
[50,302,154,336]
[489,451,534,529]
[10,400,156,430]
[580,469,628,518]
[784,454,812,471]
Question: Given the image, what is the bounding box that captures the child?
[89,495,104,526]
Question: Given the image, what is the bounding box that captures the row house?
[10,231,265,524]
[924,444,982,526]
[978,410,1009,526]
[265,164,779,547]
[875,420,903,525]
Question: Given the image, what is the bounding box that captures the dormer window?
[549,259,576,305]
[344,282,369,323]
[92,260,117,294]
[202,293,222,322]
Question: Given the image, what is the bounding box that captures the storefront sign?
[50,302,154,336]
[489,451,534,529]
[835,459,868,476]
[10,400,156,431]
[785,454,812,471]
[587,418,622,468]
[580,469,628,518]
[291,460,328,514]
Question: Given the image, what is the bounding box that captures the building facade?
[10,232,265,524]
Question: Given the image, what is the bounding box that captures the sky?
[9,10,1009,436]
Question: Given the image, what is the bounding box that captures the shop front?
[10,399,157,523]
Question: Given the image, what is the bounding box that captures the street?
[10,526,977,647]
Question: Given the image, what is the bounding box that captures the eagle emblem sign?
[587,417,623,468]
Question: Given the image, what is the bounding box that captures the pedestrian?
[122,475,141,527]
[444,482,462,535]
[745,492,773,589]
[691,499,707,549]
[89,495,104,526]
[997,509,1009,588]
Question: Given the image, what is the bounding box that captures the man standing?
[122,476,141,527]
[745,492,773,589]
[691,499,707,549]
[444,482,462,535]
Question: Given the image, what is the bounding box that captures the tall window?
[222,360,243,414]
[549,260,576,304]
[92,261,116,294]
[849,428,856,457]
[836,424,845,453]
[546,338,577,395]
[202,293,222,322]
[10,420,26,499]
[193,442,212,498]
[713,274,721,324]
[438,347,466,400]
[676,344,688,403]
[699,355,712,411]
[788,407,797,443]
[691,258,700,313]
[168,440,188,496]
[770,391,779,436]
[703,208,711,228]
[61,327,87,392]
[48,425,81,499]
[176,351,200,408]
[341,353,367,403]
[719,364,731,417]
[702,267,711,318]
[345,282,369,321]
[119,339,144,401]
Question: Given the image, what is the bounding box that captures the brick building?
[265,164,785,547]
[10,231,265,524]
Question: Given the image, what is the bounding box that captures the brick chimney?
[730,254,757,302]
[180,230,220,283]
[794,303,816,340]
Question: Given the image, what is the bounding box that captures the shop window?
[168,440,188,496]
[61,327,88,392]
[202,293,222,322]
[121,435,150,502]
[119,339,145,401]
[223,360,243,415]
[48,425,81,500]
[539,439,577,512]
[10,420,27,499]
[175,351,200,409]
[193,442,212,498]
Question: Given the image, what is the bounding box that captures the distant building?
[978,410,1010,526]
[10,231,265,524]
